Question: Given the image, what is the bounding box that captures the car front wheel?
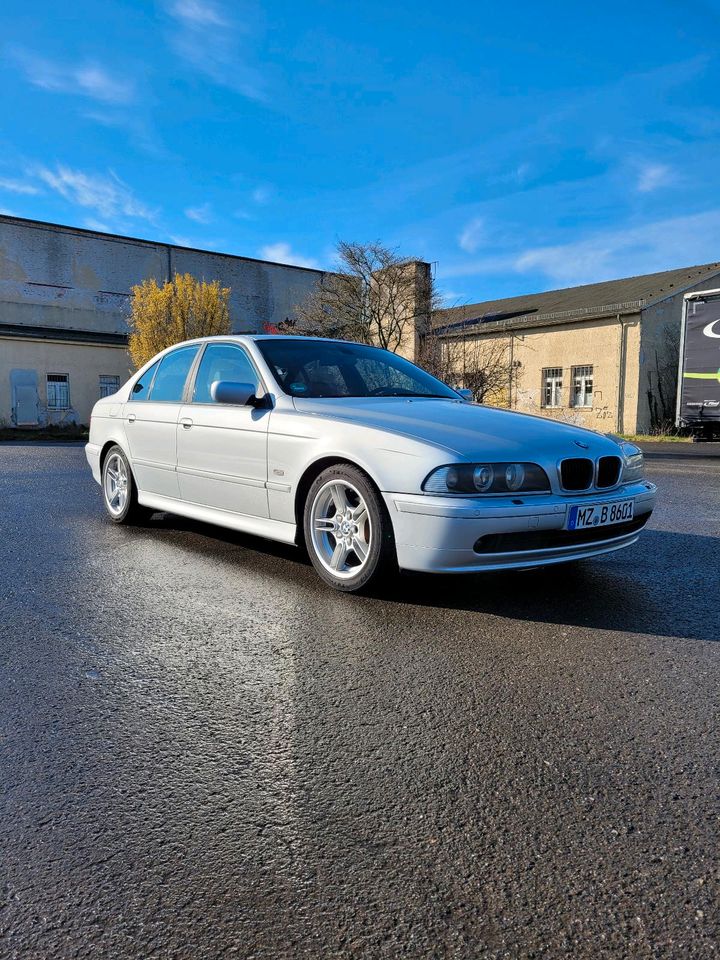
[303,464,396,592]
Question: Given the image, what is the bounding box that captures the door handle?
[180,417,193,428]
[127,413,136,422]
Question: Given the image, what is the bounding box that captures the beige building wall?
[0,337,131,426]
[452,312,644,433]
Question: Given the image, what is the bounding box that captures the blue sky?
[1,0,719,305]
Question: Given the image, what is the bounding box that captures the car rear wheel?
[304,464,396,592]
[102,445,149,524]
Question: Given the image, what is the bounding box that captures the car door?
[176,341,270,518]
[123,345,200,497]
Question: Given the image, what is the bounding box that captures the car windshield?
[256,338,459,400]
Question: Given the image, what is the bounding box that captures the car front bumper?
[383,480,657,573]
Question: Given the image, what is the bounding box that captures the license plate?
[567,499,634,531]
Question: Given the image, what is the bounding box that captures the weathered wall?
[0,337,130,426]
[0,216,325,337]
[394,261,432,362]
[0,215,326,426]
[454,314,643,433]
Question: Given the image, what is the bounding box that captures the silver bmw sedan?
[86,335,656,592]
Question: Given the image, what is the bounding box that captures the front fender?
[266,407,453,523]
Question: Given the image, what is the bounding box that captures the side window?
[149,346,200,403]
[46,373,70,410]
[571,365,594,408]
[99,375,120,398]
[542,367,563,408]
[192,343,261,403]
[130,360,160,402]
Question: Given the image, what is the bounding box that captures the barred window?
[99,375,120,398]
[47,373,70,410]
[542,367,562,408]
[571,365,594,408]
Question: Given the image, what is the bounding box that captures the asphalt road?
[1,442,718,959]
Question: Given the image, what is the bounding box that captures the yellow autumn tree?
[128,272,232,369]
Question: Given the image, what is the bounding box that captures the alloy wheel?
[309,479,373,579]
[104,453,129,517]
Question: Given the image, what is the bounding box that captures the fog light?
[505,462,525,491]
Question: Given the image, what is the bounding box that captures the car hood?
[292,397,622,459]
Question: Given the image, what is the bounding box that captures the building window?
[99,375,120,398]
[542,367,563,408]
[46,373,70,410]
[571,365,594,408]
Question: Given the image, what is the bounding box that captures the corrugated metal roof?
[436,262,720,333]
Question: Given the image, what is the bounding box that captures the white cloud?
[0,177,40,195]
[163,0,266,100]
[442,209,720,288]
[185,202,213,224]
[12,48,134,104]
[636,162,673,193]
[438,289,465,306]
[169,0,227,26]
[491,162,532,187]
[251,185,272,204]
[83,217,112,233]
[34,165,157,222]
[168,233,223,250]
[259,242,320,269]
[458,217,485,253]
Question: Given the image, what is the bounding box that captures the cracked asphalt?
[1,442,718,959]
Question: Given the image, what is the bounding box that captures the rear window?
[130,360,160,401]
[148,346,200,403]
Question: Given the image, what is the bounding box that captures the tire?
[101,444,150,524]
[303,463,397,592]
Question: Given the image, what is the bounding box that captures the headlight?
[423,462,550,495]
[473,464,494,491]
[620,441,644,482]
[504,462,525,491]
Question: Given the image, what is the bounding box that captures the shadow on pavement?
[383,529,719,643]
[132,513,719,644]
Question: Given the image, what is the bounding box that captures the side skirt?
[137,492,298,546]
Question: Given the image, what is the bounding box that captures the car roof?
[197,334,367,345]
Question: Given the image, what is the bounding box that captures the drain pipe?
[508,331,514,408]
[616,313,627,433]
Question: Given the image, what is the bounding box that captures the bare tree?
[419,332,519,404]
[284,241,434,355]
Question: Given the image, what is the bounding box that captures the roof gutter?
[435,299,646,339]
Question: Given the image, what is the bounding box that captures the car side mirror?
[211,380,259,406]
[457,388,473,401]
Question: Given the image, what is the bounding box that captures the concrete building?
[434,262,720,434]
[0,215,326,427]
[3,212,718,437]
